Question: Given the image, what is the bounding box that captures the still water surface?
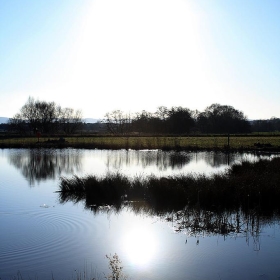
[1,149,280,280]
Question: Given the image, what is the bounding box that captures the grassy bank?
[58,157,280,214]
[1,134,280,151]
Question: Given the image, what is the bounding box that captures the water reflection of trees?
[8,149,82,185]
[59,190,279,251]
[189,151,274,168]
[104,150,273,171]
[105,150,191,171]
[169,207,280,251]
[190,152,236,167]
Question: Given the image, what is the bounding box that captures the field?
[1,134,280,151]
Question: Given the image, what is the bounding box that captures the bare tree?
[9,97,83,135]
[103,110,132,134]
[15,97,58,133]
[132,110,156,133]
[58,107,83,134]
[155,106,169,121]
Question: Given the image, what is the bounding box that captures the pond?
[0,148,280,280]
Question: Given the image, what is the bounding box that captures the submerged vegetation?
[59,157,280,214]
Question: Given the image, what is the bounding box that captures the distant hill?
[0,117,100,124]
[83,118,100,123]
[0,117,9,124]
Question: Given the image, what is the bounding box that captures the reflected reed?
[58,157,280,243]
[59,157,280,214]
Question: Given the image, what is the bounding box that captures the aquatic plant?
[104,253,127,280]
[58,157,280,214]
[59,173,131,207]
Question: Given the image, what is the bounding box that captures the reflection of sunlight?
[122,226,157,266]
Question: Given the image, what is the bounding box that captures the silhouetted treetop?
[197,104,250,134]
[9,97,83,134]
[103,104,251,135]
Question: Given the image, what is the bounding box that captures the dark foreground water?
[1,149,280,280]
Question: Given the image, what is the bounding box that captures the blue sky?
[1,0,279,119]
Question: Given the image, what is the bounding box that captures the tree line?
[250,118,280,133]
[9,97,83,134]
[103,103,251,135]
[6,97,280,135]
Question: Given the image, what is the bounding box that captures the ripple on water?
[0,205,106,277]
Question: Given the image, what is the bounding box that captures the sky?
[0,0,280,120]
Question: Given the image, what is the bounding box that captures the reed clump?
[58,157,280,213]
[59,173,131,207]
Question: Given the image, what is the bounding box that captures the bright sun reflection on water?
[122,226,157,266]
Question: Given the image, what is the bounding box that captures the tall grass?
[58,158,280,243]
[2,135,280,150]
[58,157,280,214]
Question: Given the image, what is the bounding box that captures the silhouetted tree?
[131,110,158,133]
[154,106,169,133]
[197,104,250,133]
[12,97,58,133]
[9,97,83,134]
[8,113,27,134]
[251,117,280,132]
[103,110,132,134]
[269,117,280,131]
[57,107,83,134]
[167,107,195,134]
[104,104,253,135]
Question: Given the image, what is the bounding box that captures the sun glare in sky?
[54,0,210,116]
[0,0,280,119]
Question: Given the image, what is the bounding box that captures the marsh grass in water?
[104,254,127,280]
[59,157,280,213]
[57,158,280,250]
